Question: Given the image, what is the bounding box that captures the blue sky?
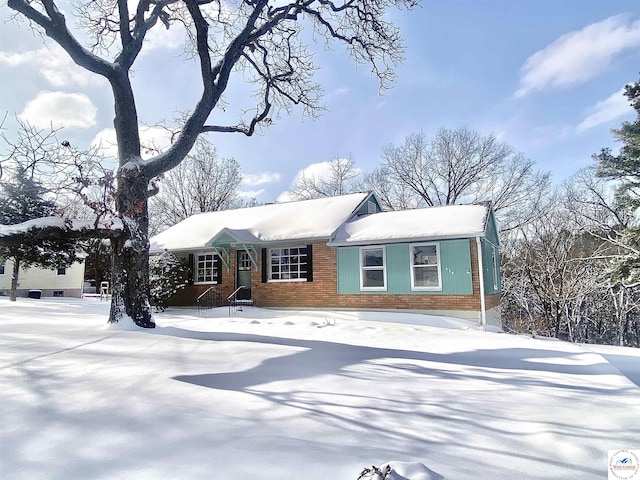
[1,0,639,202]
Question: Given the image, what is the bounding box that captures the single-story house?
[0,257,86,298]
[149,192,501,327]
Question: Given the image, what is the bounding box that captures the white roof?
[150,192,370,252]
[329,204,489,246]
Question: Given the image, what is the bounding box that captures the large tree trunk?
[106,69,155,328]
[108,173,155,327]
[10,257,19,302]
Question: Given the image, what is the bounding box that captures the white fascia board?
[327,232,486,247]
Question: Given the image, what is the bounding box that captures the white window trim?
[359,246,387,291]
[194,252,219,285]
[410,243,442,291]
[0,258,5,275]
[268,246,308,283]
[57,267,66,276]
[268,278,308,284]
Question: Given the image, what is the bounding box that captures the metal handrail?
[197,286,223,315]
[227,286,252,316]
[197,286,216,302]
[227,286,247,302]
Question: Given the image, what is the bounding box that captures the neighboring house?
[0,258,86,298]
[149,192,501,327]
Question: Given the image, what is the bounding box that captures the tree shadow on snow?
[157,326,635,395]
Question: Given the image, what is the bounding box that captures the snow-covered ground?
[1,297,639,480]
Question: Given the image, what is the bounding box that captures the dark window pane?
[414,266,439,287]
[363,270,384,287]
[414,245,437,265]
[363,249,383,267]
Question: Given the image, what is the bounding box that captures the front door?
[236,251,252,300]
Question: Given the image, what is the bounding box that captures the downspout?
[476,236,487,330]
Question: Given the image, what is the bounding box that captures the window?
[195,253,219,283]
[411,244,441,290]
[53,291,64,297]
[491,245,499,291]
[57,267,66,276]
[360,247,386,290]
[0,258,5,275]
[269,247,307,281]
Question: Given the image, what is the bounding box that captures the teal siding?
[353,194,382,216]
[337,240,473,295]
[386,244,411,293]
[337,247,361,294]
[485,209,500,246]
[481,238,501,294]
[211,232,236,246]
[481,208,501,294]
[440,240,473,294]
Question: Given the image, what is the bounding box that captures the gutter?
[476,236,487,330]
[327,232,486,247]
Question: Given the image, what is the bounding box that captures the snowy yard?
[1,297,639,480]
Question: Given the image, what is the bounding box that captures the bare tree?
[380,127,550,230]
[501,173,640,347]
[148,137,243,235]
[364,165,421,210]
[502,203,605,341]
[287,156,362,200]
[563,168,640,346]
[6,0,418,326]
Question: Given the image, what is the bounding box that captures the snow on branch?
[0,216,123,245]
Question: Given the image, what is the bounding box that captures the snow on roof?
[329,204,489,246]
[150,192,370,252]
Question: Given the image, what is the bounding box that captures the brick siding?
[170,242,501,314]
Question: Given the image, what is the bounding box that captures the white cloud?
[238,189,265,199]
[516,15,640,97]
[19,92,97,129]
[276,162,336,202]
[291,161,336,182]
[276,190,294,203]
[91,126,175,160]
[242,172,282,186]
[0,46,98,88]
[90,128,119,159]
[276,160,360,203]
[576,87,634,133]
[142,23,185,53]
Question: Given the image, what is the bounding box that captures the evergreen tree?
[593,76,640,289]
[0,168,80,301]
[149,251,187,312]
[595,77,640,210]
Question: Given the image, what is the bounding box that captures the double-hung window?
[411,243,441,290]
[195,253,218,283]
[360,247,386,290]
[269,247,306,281]
[57,267,66,276]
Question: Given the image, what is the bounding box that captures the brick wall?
[169,242,502,313]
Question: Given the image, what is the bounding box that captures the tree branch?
[7,0,114,78]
